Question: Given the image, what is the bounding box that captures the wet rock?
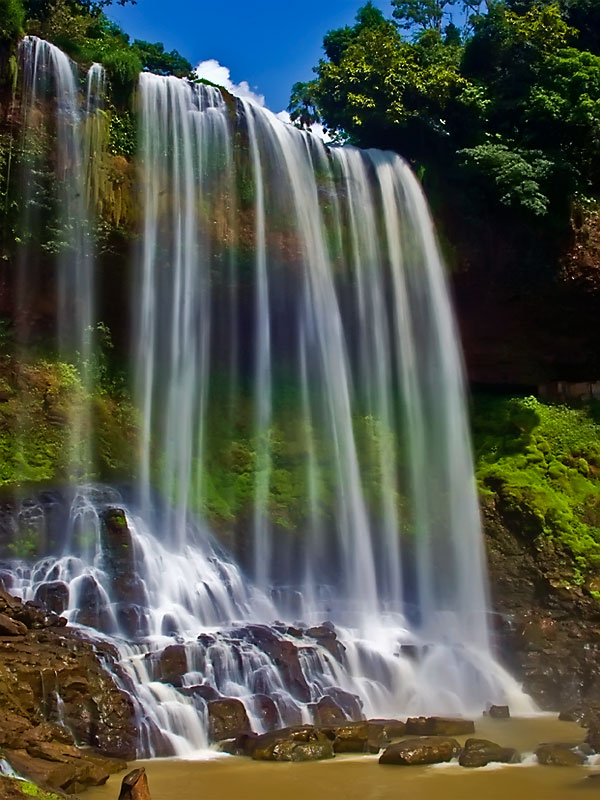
[326,687,364,721]
[459,738,521,767]
[219,733,259,756]
[251,726,334,762]
[161,614,180,637]
[208,698,251,741]
[245,625,310,702]
[197,633,216,647]
[251,694,280,731]
[0,613,27,636]
[535,743,586,766]
[272,693,303,727]
[367,719,407,744]
[179,684,220,703]
[305,626,346,662]
[73,575,114,632]
[4,750,81,792]
[586,726,600,752]
[119,767,151,800]
[406,717,475,736]
[101,509,148,611]
[149,644,188,686]
[487,705,510,719]
[320,722,369,753]
[312,695,347,726]
[116,604,150,640]
[379,736,461,766]
[33,581,69,616]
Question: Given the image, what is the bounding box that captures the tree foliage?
[289,0,600,224]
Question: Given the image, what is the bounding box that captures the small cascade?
[6,40,536,757]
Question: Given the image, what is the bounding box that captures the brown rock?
[251,726,334,762]
[320,721,369,753]
[488,705,510,719]
[0,613,27,636]
[379,736,461,765]
[207,698,251,741]
[459,738,520,767]
[119,768,151,800]
[312,695,347,726]
[535,743,586,766]
[406,716,475,736]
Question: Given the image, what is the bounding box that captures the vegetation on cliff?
[473,394,600,589]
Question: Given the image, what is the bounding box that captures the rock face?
[250,726,335,762]
[0,588,139,764]
[459,738,520,767]
[535,743,586,766]
[379,736,461,765]
[485,498,600,710]
[207,698,251,741]
[405,717,475,736]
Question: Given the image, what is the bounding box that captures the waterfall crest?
[6,41,533,758]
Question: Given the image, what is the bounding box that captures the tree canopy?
[289,0,600,224]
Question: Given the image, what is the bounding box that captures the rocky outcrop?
[485,498,600,710]
[379,736,461,765]
[0,587,138,771]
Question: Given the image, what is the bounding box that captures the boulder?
[379,736,461,766]
[535,743,586,766]
[0,613,27,636]
[178,684,220,703]
[487,705,510,719]
[33,581,69,615]
[119,768,152,800]
[150,644,188,686]
[250,694,280,731]
[326,687,364,721]
[320,722,369,753]
[73,575,113,632]
[207,698,251,741]
[312,695,347,726]
[305,626,346,662]
[406,717,475,736]
[251,726,334,762]
[459,738,520,767]
[367,719,407,744]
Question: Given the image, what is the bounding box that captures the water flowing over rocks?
[0,34,542,758]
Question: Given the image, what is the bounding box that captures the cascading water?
[5,40,534,759]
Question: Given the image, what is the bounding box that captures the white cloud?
[195,61,331,143]
[194,59,265,106]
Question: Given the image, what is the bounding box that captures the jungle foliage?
[472,394,600,580]
[289,0,600,228]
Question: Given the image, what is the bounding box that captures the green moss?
[473,394,600,582]
[0,0,25,46]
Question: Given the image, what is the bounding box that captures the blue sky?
[108,0,393,112]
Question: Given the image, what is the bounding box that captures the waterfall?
[6,41,534,758]
[15,37,104,481]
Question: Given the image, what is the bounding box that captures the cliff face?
[445,199,600,388]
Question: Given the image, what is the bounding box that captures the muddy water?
[87,717,600,800]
